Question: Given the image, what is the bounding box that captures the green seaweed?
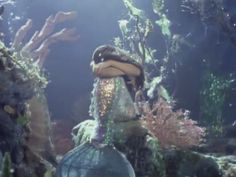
[146,136,166,177]
[16,115,30,126]
[152,0,165,15]
[152,0,171,37]
[155,14,171,37]
[116,0,173,101]
[200,72,233,136]
[44,169,53,177]
[123,0,144,17]
[1,153,13,177]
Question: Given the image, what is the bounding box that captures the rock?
[0,111,16,152]
[225,138,236,155]
[72,119,165,177]
[224,124,236,138]
[214,155,236,177]
[0,42,53,177]
[71,118,236,177]
[163,149,222,177]
[72,119,148,145]
[195,124,236,155]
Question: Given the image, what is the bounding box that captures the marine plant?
[180,0,236,136]
[143,98,206,148]
[12,11,79,68]
[0,41,47,94]
[181,0,236,45]
[115,0,207,149]
[200,72,233,136]
[1,153,13,177]
[117,0,196,104]
[115,0,173,102]
[0,10,79,177]
[152,0,171,38]
[0,0,14,6]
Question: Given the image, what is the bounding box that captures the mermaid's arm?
[94,67,125,78]
[109,60,141,77]
[92,60,141,77]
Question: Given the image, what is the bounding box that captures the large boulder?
[72,119,236,177]
[72,119,166,177]
[163,149,222,177]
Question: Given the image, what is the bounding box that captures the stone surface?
[72,119,236,177]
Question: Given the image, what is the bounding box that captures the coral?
[0,14,77,177]
[26,95,55,160]
[142,98,206,148]
[0,11,80,176]
[12,11,79,68]
[9,11,80,169]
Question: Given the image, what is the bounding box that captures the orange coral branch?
[12,11,79,67]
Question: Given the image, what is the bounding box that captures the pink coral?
[142,98,206,148]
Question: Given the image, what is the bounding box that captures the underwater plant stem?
[135,16,146,64]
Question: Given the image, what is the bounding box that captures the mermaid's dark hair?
[92,45,145,89]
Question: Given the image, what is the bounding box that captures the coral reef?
[142,98,206,148]
[0,10,79,175]
[1,153,13,177]
[12,11,79,68]
[0,42,39,176]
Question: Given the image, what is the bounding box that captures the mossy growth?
[116,0,173,102]
[0,41,48,95]
[16,115,30,126]
[200,72,233,137]
[146,136,166,177]
[1,153,13,177]
[72,120,166,177]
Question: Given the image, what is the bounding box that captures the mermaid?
[56,45,144,177]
